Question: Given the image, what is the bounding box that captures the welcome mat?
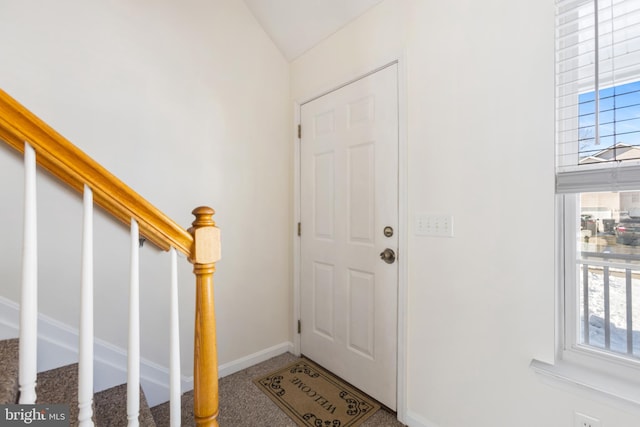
[253,359,380,427]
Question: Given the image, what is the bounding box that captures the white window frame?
[533,193,640,406]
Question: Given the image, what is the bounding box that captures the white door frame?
[292,56,408,423]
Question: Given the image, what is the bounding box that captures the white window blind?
[556,0,640,192]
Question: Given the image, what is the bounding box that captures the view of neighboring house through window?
[577,190,640,358]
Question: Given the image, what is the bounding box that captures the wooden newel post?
[189,206,221,427]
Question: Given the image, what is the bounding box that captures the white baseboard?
[218,341,294,379]
[0,296,295,408]
[0,297,19,340]
[404,411,442,427]
[0,296,176,406]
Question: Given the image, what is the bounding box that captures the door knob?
[380,248,396,264]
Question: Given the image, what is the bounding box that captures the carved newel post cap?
[191,206,216,228]
[189,206,221,265]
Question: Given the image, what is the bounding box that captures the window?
[567,191,640,360]
[556,0,640,376]
[578,81,640,162]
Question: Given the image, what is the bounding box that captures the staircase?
[0,88,222,426]
[0,338,199,426]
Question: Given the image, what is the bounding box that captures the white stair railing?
[78,185,95,427]
[19,142,38,404]
[127,218,141,427]
[169,247,181,427]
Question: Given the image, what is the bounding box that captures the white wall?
[0,0,291,393]
[292,0,640,426]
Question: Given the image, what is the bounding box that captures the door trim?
[292,55,408,423]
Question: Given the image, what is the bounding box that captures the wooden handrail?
[0,88,193,254]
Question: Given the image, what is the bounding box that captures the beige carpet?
[0,337,402,427]
[254,358,379,427]
[152,352,405,427]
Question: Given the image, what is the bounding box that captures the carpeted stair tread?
[1,338,161,426]
[150,391,194,427]
[94,383,156,427]
[0,338,19,404]
[36,363,81,424]
[36,362,156,426]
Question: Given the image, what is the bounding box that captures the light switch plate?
[574,412,601,427]
[415,213,454,237]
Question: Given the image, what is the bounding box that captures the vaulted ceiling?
[243,0,386,61]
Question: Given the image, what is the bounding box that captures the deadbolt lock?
[383,226,394,237]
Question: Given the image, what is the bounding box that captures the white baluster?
[169,248,181,427]
[128,218,140,427]
[19,142,38,404]
[78,185,94,426]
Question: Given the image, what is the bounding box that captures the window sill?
[530,358,640,407]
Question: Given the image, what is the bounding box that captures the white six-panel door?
[300,64,399,410]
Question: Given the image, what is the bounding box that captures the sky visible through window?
[579,80,640,161]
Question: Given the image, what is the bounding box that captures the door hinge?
[298,124,302,139]
[297,319,301,334]
[297,222,301,236]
